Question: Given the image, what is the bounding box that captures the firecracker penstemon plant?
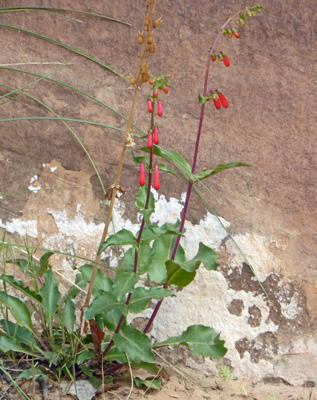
[0,1,263,390]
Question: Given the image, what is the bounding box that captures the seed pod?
[142,63,148,75]
[144,14,150,29]
[139,163,146,186]
[147,132,153,149]
[154,165,160,190]
[129,75,136,85]
[219,92,229,108]
[153,126,159,145]
[138,31,144,45]
[149,43,156,53]
[147,99,153,113]
[157,101,163,117]
[223,55,230,67]
[153,18,162,28]
[147,33,153,44]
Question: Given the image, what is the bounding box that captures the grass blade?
[0,82,106,194]
[0,116,125,132]
[0,67,144,135]
[0,23,128,81]
[0,7,131,25]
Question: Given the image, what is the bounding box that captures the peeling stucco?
[0,193,315,386]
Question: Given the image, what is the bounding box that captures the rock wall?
[0,0,316,387]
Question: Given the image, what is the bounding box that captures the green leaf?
[0,275,41,304]
[77,350,94,365]
[113,326,155,363]
[158,163,180,179]
[154,325,227,359]
[0,292,34,332]
[18,368,48,381]
[98,229,137,255]
[136,184,155,211]
[129,287,174,314]
[80,366,103,388]
[85,292,127,320]
[131,361,160,374]
[123,246,154,275]
[62,299,75,333]
[149,233,186,284]
[198,94,212,104]
[192,162,252,182]
[0,320,42,354]
[141,147,191,179]
[0,336,27,354]
[39,251,55,277]
[102,308,126,332]
[134,378,161,390]
[179,243,218,272]
[78,264,113,296]
[113,270,139,301]
[103,346,127,364]
[136,186,156,230]
[166,261,196,288]
[39,269,61,327]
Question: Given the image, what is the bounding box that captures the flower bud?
[154,165,160,190]
[219,92,229,108]
[147,132,153,149]
[153,126,159,145]
[213,98,221,110]
[139,163,146,186]
[147,99,153,113]
[223,55,230,67]
[157,100,163,117]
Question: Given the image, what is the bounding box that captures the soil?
[0,365,314,400]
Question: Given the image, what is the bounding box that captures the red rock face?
[0,0,315,384]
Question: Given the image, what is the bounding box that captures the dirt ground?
[0,365,314,400]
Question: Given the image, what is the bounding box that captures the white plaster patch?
[150,193,183,225]
[226,233,281,281]
[50,166,57,173]
[0,218,38,238]
[280,295,299,319]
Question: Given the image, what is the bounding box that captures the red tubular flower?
[234,31,240,39]
[219,93,229,108]
[154,165,160,190]
[147,99,153,113]
[157,100,163,117]
[163,87,169,94]
[153,89,158,98]
[213,98,221,110]
[153,126,159,145]
[223,55,230,67]
[147,132,153,149]
[139,163,146,186]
